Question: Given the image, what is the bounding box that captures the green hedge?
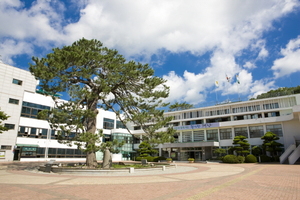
[260,155,272,162]
[237,156,245,163]
[245,154,257,163]
[222,155,239,163]
[135,156,166,162]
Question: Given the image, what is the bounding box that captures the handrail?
[288,145,300,165]
[280,144,296,164]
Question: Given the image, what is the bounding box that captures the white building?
[130,94,300,163]
[1,63,300,164]
[0,63,133,162]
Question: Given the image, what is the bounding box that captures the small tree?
[213,148,226,158]
[261,132,283,158]
[232,135,250,156]
[251,146,262,157]
[138,141,158,157]
[0,109,9,134]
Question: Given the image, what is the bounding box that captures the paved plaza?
[0,161,299,200]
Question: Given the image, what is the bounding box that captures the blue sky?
[1,0,300,107]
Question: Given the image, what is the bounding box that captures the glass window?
[206,129,219,141]
[220,128,232,140]
[193,130,204,141]
[9,98,19,105]
[234,127,248,138]
[4,124,15,130]
[266,124,283,137]
[249,126,264,138]
[103,118,114,129]
[12,78,22,85]
[21,101,50,119]
[182,131,192,142]
[116,120,126,129]
[0,145,12,150]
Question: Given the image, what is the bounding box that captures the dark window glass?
[220,128,232,140]
[266,124,283,137]
[103,118,114,129]
[0,145,12,150]
[206,129,219,141]
[4,124,15,130]
[234,127,248,138]
[12,78,22,85]
[249,126,264,138]
[9,98,19,105]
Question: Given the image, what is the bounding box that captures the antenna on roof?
[0,55,3,63]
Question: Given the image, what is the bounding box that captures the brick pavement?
[0,162,299,200]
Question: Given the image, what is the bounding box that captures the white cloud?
[0,0,299,104]
[0,39,33,65]
[243,62,257,69]
[272,36,300,78]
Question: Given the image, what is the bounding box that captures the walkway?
[0,162,299,199]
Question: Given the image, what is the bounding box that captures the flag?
[236,74,240,84]
[215,81,219,87]
[226,74,231,82]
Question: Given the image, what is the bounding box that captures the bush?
[260,155,272,162]
[222,155,239,163]
[153,156,166,162]
[245,154,257,163]
[136,156,167,162]
[237,156,245,163]
[135,157,142,161]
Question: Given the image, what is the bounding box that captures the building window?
[21,101,50,119]
[103,118,114,129]
[0,145,12,150]
[266,124,283,137]
[249,126,264,138]
[116,120,126,129]
[182,131,192,142]
[220,128,232,140]
[263,103,279,110]
[234,127,248,138]
[4,124,15,130]
[9,98,19,105]
[264,112,280,118]
[193,130,205,141]
[206,129,219,141]
[12,78,22,85]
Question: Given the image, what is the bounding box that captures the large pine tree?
[30,38,175,167]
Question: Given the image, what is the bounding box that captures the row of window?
[0,145,12,150]
[18,126,77,140]
[103,118,126,130]
[167,99,295,120]
[19,147,85,158]
[179,124,282,142]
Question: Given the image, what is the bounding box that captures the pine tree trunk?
[85,100,99,168]
[86,151,97,168]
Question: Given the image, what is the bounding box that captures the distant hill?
[250,85,300,100]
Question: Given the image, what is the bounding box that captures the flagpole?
[215,81,219,104]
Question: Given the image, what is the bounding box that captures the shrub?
[245,154,257,163]
[237,156,245,163]
[222,155,239,163]
[260,155,272,162]
[153,156,166,162]
[135,157,142,161]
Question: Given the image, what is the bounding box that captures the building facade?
[1,63,300,163]
[0,63,133,162]
[130,91,300,163]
